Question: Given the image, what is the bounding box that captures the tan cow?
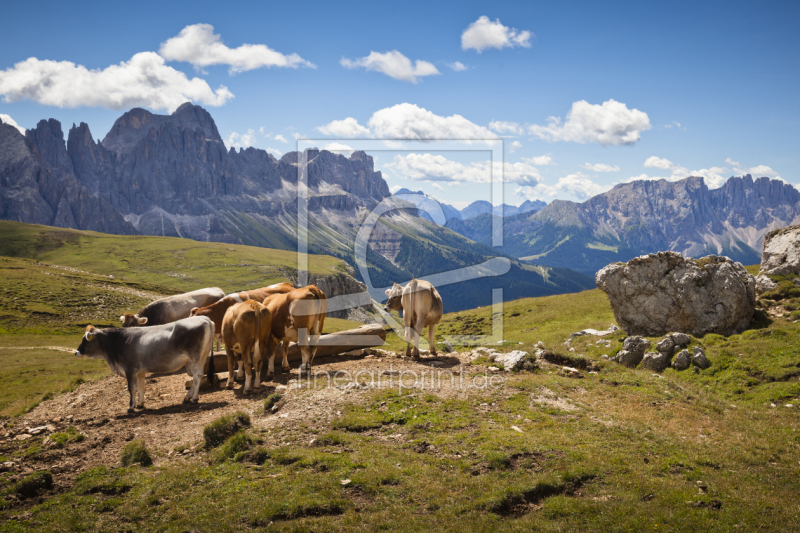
[190,283,294,383]
[220,300,272,394]
[384,279,443,358]
[262,285,327,377]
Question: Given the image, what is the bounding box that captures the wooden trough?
[191,324,387,375]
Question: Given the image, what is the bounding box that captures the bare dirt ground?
[0,348,525,494]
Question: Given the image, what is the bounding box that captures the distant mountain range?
[392,188,546,224]
[0,107,593,312]
[446,175,800,275]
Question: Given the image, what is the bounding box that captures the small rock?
[511,426,523,433]
[340,479,351,486]
[616,336,651,367]
[656,337,675,354]
[641,351,670,372]
[494,350,529,371]
[14,434,32,441]
[672,350,691,371]
[536,341,545,350]
[692,346,710,369]
[670,333,691,347]
[443,340,454,353]
[568,347,576,353]
[487,366,500,373]
[28,426,49,435]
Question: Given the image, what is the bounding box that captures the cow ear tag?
[85,332,95,341]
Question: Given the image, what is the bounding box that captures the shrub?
[218,431,255,462]
[264,393,283,411]
[50,427,84,448]
[121,440,152,467]
[203,411,251,448]
[14,470,53,498]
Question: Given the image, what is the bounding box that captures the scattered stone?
[568,347,576,353]
[567,324,620,342]
[670,333,691,347]
[692,346,710,369]
[755,274,778,295]
[616,336,651,368]
[536,341,545,350]
[656,337,675,354]
[0,461,15,472]
[596,252,756,336]
[493,350,529,371]
[510,426,523,433]
[672,350,691,371]
[340,479,351,486]
[443,340,454,353]
[487,366,500,373]
[14,434,32,441]
[342,349,365,357]
[28,426,49,435]
[641,351,670,372]
[759,225,800,276]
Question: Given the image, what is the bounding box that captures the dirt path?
[0,349,512,492]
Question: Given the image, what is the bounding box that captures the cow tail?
[253,303,261,367]
[206,322,216,386]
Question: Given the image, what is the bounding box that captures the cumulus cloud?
[340,50,439,83]
[368,103,497,140]
[461,16,532,52]
[226,129,257,149]
[489,120,524,135]
[0,113,25,134]
[159,23,314,74]
[523,154,555,166]
[273,134,288,143]
[581,162,620,172]
[265,147,282,157]
[725,158,780,179]
[0,52,232,112]
[644,156,674,170]
[509,140,522,153]
[529,99,651,146]
[447,61,468,71]
[516,172,609,202]
[429,182,444,192]
[317,117,372,137]
[324,142,354,152]
[385,153,540,185]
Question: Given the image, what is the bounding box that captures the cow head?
[384,283,404,313]
[120,313,148,327]
[75,325,101,358]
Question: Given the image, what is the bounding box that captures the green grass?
[203,411,251,448]
[120,440,152,467]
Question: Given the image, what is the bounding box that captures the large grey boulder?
[616,336,650,368]
[641,351,671,372]
[494,350,529,371]
[759,225,800,276]
[692,346,710,369]
[596,252,756,336]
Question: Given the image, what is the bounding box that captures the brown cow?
[220,300,272,394]
[190,283,294,383]
[263,285,327,377]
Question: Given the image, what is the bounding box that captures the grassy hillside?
[0,220,346,295]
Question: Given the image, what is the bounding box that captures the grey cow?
[121,287,225,327]
[75,316,215,413]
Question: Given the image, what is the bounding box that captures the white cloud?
[429,182,444,192]
[726,158,780,179]
[385,153,540,185]
[273,134,288,143]
[461,16,532,52]
[226,129,257,149]
[516,172,609,202]
[389,185,403,194]
[644,156,674,170]
[0,52,232,112]
[159,23,314,74]
[340,50,439,83]
[523,154,555,166]
[0,113,25,134]
[317,117,371,138]
[324,142,354,152]
[447,61,468,71]
[368,103,497,140]
[266,147,282,157]
[628,162,729,189]
[529,99,651,146]
[509,140,522,153]
[581,162,619,172]
[489,120,524,135]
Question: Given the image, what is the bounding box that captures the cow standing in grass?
[384,279,443,358]
[221,300,272,395]
[74,317,214,413]
[262,285,327,377]
[121,287,225,327]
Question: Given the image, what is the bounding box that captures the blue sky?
[1,0,798,208]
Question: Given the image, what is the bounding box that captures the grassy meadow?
[2,225,800,531]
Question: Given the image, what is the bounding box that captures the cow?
[220,300,273,395]
[121,287,225,327]
[262,285,327,377]
[384,279,443,358]
[189,283,294,383]
[74,316,215,413]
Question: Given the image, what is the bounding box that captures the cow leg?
[126,375,136,413]
[136,373,145,408]
[265,336,277,381]
[404,325,413,358]
[412,315,426,358]
[184,364,201,403]
[242,343,254,395]
[428,324,437,357]
[224,347,237,390]
[281,341,290,373]
[236,360,245,381]
[299,328,311,375]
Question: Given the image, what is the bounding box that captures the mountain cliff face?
[448,175,800,275]
[0,105,593,313]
